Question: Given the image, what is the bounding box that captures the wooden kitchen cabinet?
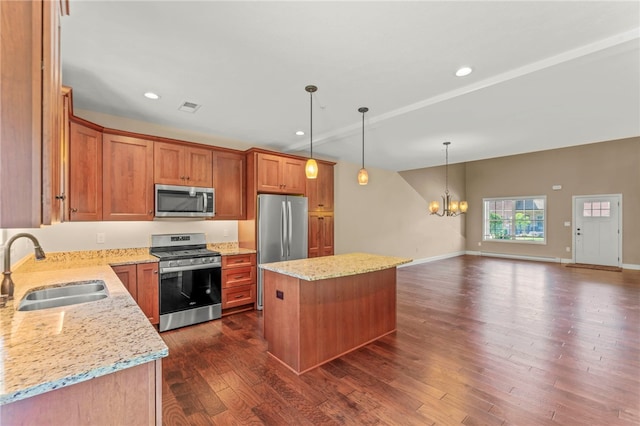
[154,141,212,187]
[0,0,66,228]
[103,133,154,221]
[212,150,246,220]
[112,262,159,325]
[255,153,306,194]
[69,121,103,221]
[221,253,256,314]
[137,262,160,325]
[308,212,334,258]
[307,161,334,257]
[0,360,162,426]
[306,161,334,212]
[112,264,138,299]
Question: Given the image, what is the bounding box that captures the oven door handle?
[160,263,221,274]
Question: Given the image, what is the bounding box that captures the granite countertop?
[0,256,168,406]
[259,252,412,281]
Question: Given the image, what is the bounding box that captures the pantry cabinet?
[306,161,334,258]
[212,150,246,220]
[221,253,256,314]
[255,153,306,194]
[103,133,154,221]
[112,262,159,325]
[69,121,103,221]
[154,141,212,187]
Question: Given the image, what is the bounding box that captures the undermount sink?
[18,281,109,312]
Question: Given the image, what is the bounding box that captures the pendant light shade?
[357,107,369,185]
[305,85,318,179]
[429,142,468,217]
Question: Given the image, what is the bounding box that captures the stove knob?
[169,261,177,268]
[191,258,197,265]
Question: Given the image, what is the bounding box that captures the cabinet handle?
[180,176,185,180]
[235,275,244,279]
[148,210,153,214]
[186,176,190,181]
[153,270,158,274]
[70,208,78,213]
[235,295,243,299]
[55,194,66,201]
[318,204,324,207]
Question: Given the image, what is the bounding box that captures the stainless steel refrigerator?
[257,194,308,310]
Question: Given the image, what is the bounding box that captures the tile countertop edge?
[259,253,413,281]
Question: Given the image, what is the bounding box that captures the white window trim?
[482,195,547,245]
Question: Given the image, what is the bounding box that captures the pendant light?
[357,107,369,185]
[305,85,318,179]
[429,142,468,217]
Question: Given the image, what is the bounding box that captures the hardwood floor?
[161,255,640,425]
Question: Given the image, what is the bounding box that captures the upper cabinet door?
[255,153,306,195]
[185,146,213,187]
[281,157,306,195]
[103,133,154,221]
[69,122,103,221]
[212,150,246,220]
[154,141,212,187]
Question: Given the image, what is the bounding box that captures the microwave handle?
[202,192,207,213]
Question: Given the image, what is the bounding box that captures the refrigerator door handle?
[287,200,293,257]
[281,201,286,257]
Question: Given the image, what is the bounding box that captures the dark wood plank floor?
[161,255,640,425]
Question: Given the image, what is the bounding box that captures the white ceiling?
[61,1,640,171]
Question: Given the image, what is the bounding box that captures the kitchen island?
[0,254,168,425]
[260,253,411,374]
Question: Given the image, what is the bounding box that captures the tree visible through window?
[483,197,546,243]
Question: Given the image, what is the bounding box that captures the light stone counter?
[259,252,412,281]
[0,263,168,405]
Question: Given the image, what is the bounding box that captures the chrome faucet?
[2,233,46,300]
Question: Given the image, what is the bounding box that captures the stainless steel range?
[150,233,222,332]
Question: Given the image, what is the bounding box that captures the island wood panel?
[0,360,162,426]
[263,267,397,374]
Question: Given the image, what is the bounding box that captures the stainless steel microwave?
[155,184,215,218]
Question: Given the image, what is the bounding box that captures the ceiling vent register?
[178,101,201,113]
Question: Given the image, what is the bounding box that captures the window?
[483,196,546,243]
[583,201,610,217]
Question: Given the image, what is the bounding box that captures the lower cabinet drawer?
[222,284,255,309]
[222,266,255,288]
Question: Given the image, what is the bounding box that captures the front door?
[573,194,621,267]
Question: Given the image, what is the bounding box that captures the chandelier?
[429,142,468,217]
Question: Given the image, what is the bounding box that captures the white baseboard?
[399,251,466,268]
[466,250,565,263]
[402,251,640,270]
[622,263,640,270]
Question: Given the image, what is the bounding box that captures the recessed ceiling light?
[455,67,473,77]
[144,92,160,100]
[296,130,305,136]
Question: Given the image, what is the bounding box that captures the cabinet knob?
[186,176,190,181]
[148,210,153,214]
[70,208,78,213]
[153,270,158,274]
[180,176,185,180]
